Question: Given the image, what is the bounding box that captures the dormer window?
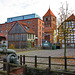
[46,18,48,21]
[1,30,2,33]
[27,21,29,24]
[24,26,29,30]
[6,25,7,27]
[11,24,13,26]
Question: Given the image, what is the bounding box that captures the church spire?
[49,5,50,9]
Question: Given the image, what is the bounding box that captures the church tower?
[43,8,57,43]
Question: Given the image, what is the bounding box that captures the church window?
[53,17,55,21]
[48,17,50,20]
[46,18,48,21]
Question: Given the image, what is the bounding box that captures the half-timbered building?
[8,21,35,48]
[58,14,75,48]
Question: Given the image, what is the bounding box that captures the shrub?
[9,44,15,49]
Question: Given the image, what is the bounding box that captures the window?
[42,23,44,25]
[53,17,55,21]
[27,21,29,24]
[5,29,7,32]
[6,25,7,27]
[39,38,41,43]
[30,34,31,39]
[42,33,44,37]
[44,18,46,21]
[24,26,29,30]
[5,34,7,37]
[42,28,44,31]
[46,18,48,21]
[39,32,41,36]
[0,26,2,28]
[28,34,29,39]
[11,24,13,26]
[1,30,2,33]
[48,17,50,20]
[39,26,41,30]
[33,34,34,39]
[74,21,75,25]
[39,21,41,24]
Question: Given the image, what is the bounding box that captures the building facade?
[58,14,75,48]
[20,18,44,47]
[43,8,57,43]
[8,21,35,48]
[0,14,44,47]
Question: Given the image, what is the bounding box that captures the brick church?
[43,8,57,43]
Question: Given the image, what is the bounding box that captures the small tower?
[43,8,57,43]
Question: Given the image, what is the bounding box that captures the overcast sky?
[0,0,75,24]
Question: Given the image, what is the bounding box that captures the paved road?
[17,49,75,57]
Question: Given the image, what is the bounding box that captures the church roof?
[43,8,56,17]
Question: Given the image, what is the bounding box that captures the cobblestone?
[17,49,75,57]
[17,49,75,70]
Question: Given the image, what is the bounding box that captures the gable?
[9,23,27,34]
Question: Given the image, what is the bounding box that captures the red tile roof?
[0,33,5,37]
[18,21,35,34]
[66,14,75,21]
[0,33,6,40]
[43,8,56,17]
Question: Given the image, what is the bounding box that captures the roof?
[0,21,16,26]
[0,33,6,40]
[18,21,35,34]
[65,14,75,21]
[0,33,5,37]
[43,8,56,17]
[58,14,75,29]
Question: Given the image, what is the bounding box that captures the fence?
[0,60,27,75]
[18,55,75,70]
[0,55,75,75]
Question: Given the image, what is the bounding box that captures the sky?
[0,0,75,24]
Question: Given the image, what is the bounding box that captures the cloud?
[0,0,75,24]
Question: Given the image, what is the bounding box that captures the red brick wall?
[0,22,16,40]
[43,15,57,43]
[20,18,44,47]
[0,18,44,47]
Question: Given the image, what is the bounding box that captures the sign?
[43,41,50,47]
